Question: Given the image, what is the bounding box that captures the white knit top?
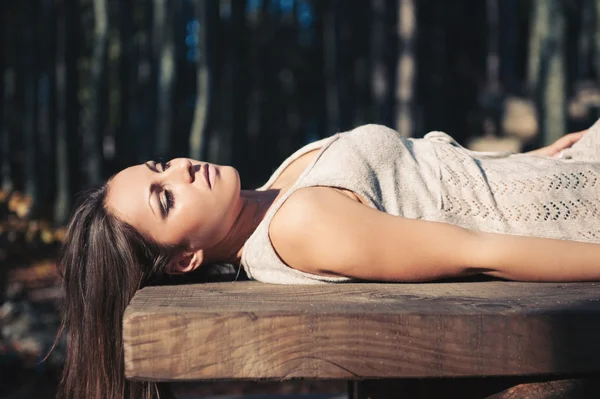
[241,122,600,284]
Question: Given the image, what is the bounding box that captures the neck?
[203,189,279,265]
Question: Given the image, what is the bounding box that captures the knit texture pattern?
[241,122,600,284]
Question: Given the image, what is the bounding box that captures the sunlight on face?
[105,158,242,251]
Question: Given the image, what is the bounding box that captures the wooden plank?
[123,281,600,381]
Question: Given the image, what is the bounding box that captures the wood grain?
[123,281,600,381]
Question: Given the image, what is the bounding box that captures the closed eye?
[163,189,175,215]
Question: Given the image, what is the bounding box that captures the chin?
[217,165,242,200]
[223,165,241,189]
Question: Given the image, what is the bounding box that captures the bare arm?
[271,187,482,282]
[478,231,600,281]
[270,187,600,282]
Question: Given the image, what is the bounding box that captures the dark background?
[2,0,600,397]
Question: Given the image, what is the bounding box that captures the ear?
[166,250,204,274]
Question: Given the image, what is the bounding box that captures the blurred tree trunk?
[286,2,304,150]
[1,3,16,192]
[417,0,447,135]
[577,0,594,79]
[0,3,3,190]
[350,2,371,127]
[321,0,340,134]
[0,0,6,302]
[246,0,263,182]
[230,0,249,174]
[153,0,175,159]
[0,74,11,192]
[370,0,389,125]
[103,0,120,171]
[395,0,416,137]
[499,0,519,92]
[482,0,500,136]
[82,0,108,185]
[189,0,217,161]
[527,1,544,94]
[527,0,565,147]
[0,2,3,188]
[134,2,157,163]
[115,0,134,169]
[335,2,353,131]
[486,0,500,96]
[37,0,56,216]
[54,0,78,224]
[22,0,40,214]
[253,0,277,182]
[206,0,245,167]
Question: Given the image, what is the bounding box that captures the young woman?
[56,122,598,398]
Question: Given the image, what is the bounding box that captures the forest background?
[2,0,600,397]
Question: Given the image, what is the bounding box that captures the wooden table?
[124,281,600,398]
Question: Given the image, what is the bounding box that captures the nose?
[167,158,193,183]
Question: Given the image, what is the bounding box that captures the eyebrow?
[145,163,164,219]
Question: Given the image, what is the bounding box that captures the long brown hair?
[53,184,182,399]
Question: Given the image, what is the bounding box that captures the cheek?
[173,178,239,246]
[175,195,218,238]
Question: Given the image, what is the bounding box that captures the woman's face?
[106,158,242,251]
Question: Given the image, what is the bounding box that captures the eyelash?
[159,160,170,171]
[163,189,175,214]
[157,160,174,214]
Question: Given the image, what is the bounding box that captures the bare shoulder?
[269,186,368,277]
[269,186,485,282]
